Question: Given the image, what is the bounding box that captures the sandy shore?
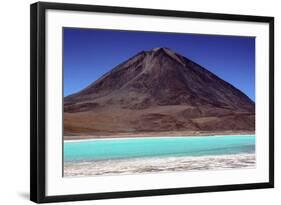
[64,130,255,141]
[64,153,255,177]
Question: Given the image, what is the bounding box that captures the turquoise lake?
[64,135,255,162]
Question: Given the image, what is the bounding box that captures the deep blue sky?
[63,28,255,101]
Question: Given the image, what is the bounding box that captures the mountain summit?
[64,48,255,135]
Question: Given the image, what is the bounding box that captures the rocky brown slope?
[64,48,255,135]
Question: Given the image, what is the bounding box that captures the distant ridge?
[64,47,255,135]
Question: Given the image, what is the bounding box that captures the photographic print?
[31,2,273,202]
[63,28,256,177]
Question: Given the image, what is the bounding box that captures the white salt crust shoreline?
[64,153,255,177]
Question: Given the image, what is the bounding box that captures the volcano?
[64,47,255,136]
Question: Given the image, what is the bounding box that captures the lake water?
[64,135,255,162]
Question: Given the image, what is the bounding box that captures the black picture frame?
[30,1,274,203]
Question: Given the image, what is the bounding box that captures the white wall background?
[0,0,279,204]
